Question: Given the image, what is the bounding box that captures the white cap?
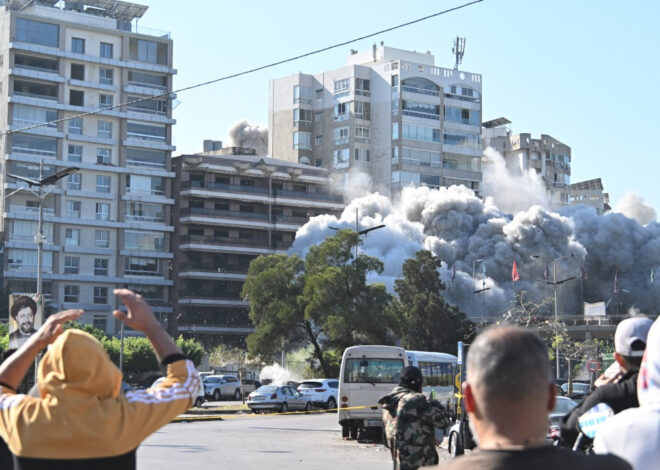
[615,316,653,357]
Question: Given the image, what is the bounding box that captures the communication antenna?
[452,36,466,69]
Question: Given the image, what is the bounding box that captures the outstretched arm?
[0,309,83,390]
[113,289,181,362]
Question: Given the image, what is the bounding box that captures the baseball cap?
[399,366,423,392]
[615,315,653,357]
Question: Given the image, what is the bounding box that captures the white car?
[203,374,243,401]
[150,376,205,408]
[247,385,312,413]
[297,379,339,410]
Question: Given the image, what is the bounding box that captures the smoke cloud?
[290,152,660,321]
[225,119,268,155]
[614,191,657,225]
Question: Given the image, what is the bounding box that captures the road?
[138,411,453,469]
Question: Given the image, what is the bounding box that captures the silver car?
[247,385,312,413]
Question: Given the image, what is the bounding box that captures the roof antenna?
[452,36,466,69]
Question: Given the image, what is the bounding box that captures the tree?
[243,229,396,377]
[394,250,475,354]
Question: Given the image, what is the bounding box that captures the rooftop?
[4,0,148,21]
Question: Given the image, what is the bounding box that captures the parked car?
[561,382,590,400]
[246,385,312,413]
[203,374,243,401]
[548,395,578,441]
[150,377,205,408]
[297,379,339,410]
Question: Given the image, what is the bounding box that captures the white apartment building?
[269,45,483,198]
[0,0,175,333]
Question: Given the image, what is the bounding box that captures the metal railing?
[182,207,269,220]
[402,110,440,120]
[127,81,168,92]
[401,85,440,97]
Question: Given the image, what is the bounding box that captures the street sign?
[586,359,601,373]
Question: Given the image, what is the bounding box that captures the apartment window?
[127,70,167,90]
[442,131,480,150]
[96,175,111,193]
[126,121,166,141]
[293,131,311,150]
[16,18,59,47]
[99,68,113,85]
[70,90,84,106]
[124,231,165,252]
[333,102,349,121]
[71,37,85,54]
[315,135,323,146]
[126,95,167,115]
[333,127,349,145]
[124,257,162,276]
[403,124,441,143]
[95,230,109,248]
[355,78,370,96]
[392,123,399,139]
[334,78,350,96]
[96,203,110,221]
[14,54,58,73]
[70,63,85,80]
[314,112,322,122]
[129,38,168,64]
[355,126,370,143]
[69,118,82,135]
[100,42,113,58]
[125,202,164,222]
[12,134,57,156]
[392,146,399,164]
[127,175,165,195]
[126,148,166,169]
[64,285,80,303]
[12,105,57,128]
[68,145,82,162]
[97,148,111,165]
[93,286,108,304]
[97,121,112,138]
[93,315,107,331]
[333,148,350,169]
[293,85,312,104]
[65,228,80,246]
[355,148,370,162]
[66,173,81,190]
[64,256,79,274]
[293,108,312,125]
[94,258,109,276]
[99,94,113,109]
[354,101,370,120]
[66,200,81,218]
[315,89,323,100]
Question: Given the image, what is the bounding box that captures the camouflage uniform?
[379,385,449,470]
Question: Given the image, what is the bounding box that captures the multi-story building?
[269,45,483,198]
[483,118,571,209]
[0,0,176,333]
[172,146,343,344]
[570,178,610,215]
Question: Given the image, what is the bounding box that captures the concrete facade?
[570,178,610,215]
[269,46,483,198]
[0,0,175,333]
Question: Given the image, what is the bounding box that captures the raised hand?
[34,309,83,348]
[113,289,160,334]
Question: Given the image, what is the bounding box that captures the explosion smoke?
[225,119,268,155]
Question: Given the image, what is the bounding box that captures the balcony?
[9,205,55,216]
[127,80,168,92]
[402,110,440,121]
[179,263,250,275]
[273,188,343,203]
[180,234,269,248]
[181,207,269,221]
[401,85,440,97]
[181,181,269,195]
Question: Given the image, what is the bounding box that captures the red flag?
[512,260,520,282]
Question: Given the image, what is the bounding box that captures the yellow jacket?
[0,329,200,459]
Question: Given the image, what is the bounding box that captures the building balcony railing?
[178,263,250,275]
[402,110,440,120]
[444,93,481,104]
[272,214,309,224]
[9,205,56,215]
[14,64,59,74]
[181,181,269,195]
[11,146,57,157]
[13,92,58,101]
[180,234,270,248]
[401,85,440,97]
[181,207,269,221]
[125,214,166,223]
[273,188,343,203]
[126,81,168,92]
[126,158,167,170]
[126,187,166,196]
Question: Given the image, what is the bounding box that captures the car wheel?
[326,396,337,412]
[280,402,288,413]
[193,397,204,408]
[449,431,464,457]
[212,389,221,401]
[234,389,242,401]
[304,402,312,412]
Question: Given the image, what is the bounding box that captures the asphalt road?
[138,411,453,469]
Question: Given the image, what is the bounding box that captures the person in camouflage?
[379,366,449,470]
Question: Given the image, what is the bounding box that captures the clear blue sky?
[137,0,660,212]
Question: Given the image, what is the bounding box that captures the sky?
[135,0,660,213]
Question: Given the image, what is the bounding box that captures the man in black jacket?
[560,315,653,448]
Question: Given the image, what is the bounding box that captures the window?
[124,231,165,252]
[66,173,81,190]
[97,121,112,139]
[355,148,370,162]
[444,106,479,125]
[333,102,349,121]
[14,80,57,99]
[16,19,59,47]
[68,145,82,162]
[126,121,166,141]
[293,85,312,104]
[70,90,84,106]
[403,124,441,143]
[333,127,349,145]
[69,118,82,135]
[12,134,57,156]
[314,112,322,122]
[342,358,405,384]
[96,175,111,193]
[402,148,442,168]
[129,38,168,64]
[124,257,162,276]
[402,101,441,119]
[66,200,81,218]
[125,202,164,222]
[100,42,113,58]
[70,63,85,80]
[97,148,111,165]
[355,78,370,96]
[315,135,323,145]
[64,285,80,303]
[14,54,58,73]
[293,132,311,150]
[126,95,168,115]
[94,258,109,276]
[96,203,110,220]
[71,37,85,54]
[95,230,109,248]
[442,131,480,150]
[127,175,165,195]
[12,105,57,128]
[392,146,399,164]
[99,68,113,85]
[99,94,113,109]
[333,148,350,169]
[93,316,107,331]
[354,101,370,120]
[127,71,167,90]
[126,148,166,169]
[65,228,80,246]
[93,286,108,304]
[293,108,312,125]
[64,256,79,274]
[334,78,350,96]
[392,123,399,139]
[355,126,370,143]
[315,89,323,100]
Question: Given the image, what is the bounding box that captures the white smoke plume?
[225,119,268,155]
[290,183,660,320]
[614,191,657,225]
[259,364,301,386]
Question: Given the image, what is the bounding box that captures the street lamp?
[471,259,490,317]
[329,209,385,266]
[531,253,577,379]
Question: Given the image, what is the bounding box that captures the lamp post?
[471,259,490,318]
[531,253,577,379]
[329,209,385,267]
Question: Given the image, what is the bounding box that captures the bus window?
[343,358,404,384]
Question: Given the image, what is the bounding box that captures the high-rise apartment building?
[483,118,572,209]
[172,147,343,344]
[269,45,483,197]
[0,0,175,333]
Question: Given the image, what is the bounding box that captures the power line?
[3,0,484,136]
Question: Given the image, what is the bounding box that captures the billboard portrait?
[8,294,42,349]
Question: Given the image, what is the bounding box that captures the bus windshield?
[343,358,404,384]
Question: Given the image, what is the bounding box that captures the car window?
[255,385,277,394]
[299,381,323,389]
[328,381,338,388]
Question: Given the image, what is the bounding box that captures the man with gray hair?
[438,326,630,469]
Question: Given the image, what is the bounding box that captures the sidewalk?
[173,402,249,422]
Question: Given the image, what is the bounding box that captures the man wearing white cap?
[594,315,660,469]
[560,315,653,448]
